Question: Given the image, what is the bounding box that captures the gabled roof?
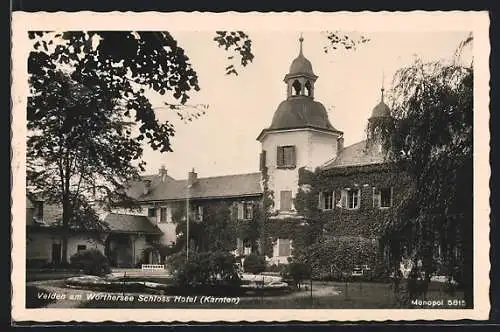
[103,213,162,235]
[125,173,176,199]
[133,172,263,202]
[321,140,387,170]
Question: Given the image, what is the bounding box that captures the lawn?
[75,281,465,309]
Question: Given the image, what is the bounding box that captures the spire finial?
[299,33,304,55]
[381,70,385,102]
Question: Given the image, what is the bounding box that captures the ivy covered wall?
[295,164,412,244]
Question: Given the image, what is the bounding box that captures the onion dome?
[269,96,339,132]
[370,88,391,119]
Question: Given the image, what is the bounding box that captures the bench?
[141,264,165,271]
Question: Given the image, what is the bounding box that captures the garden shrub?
[286,262,311,288]
[243,253,266,274]
[295,236,378,279]
[70,249,111,276]
[168,250,241,289]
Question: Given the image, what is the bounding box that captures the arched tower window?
[292,80,302,96]
[305,81,312,97]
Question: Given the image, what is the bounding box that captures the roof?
[321,140,387,169]
[257,96,341,140]
[370,100,391,119]
[125,173,175,199]
[25,196,161,235]
[286,36,316,78]
[289,53,314,76]
[370,89,391,119]
[103,213,162,234]
[134,172,263,202]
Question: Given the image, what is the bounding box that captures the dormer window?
[277,145,296,169]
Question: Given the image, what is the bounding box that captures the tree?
[379,34,473,306]
[174,201,237,254]
[27,31,254,263]
[243,253,266,274]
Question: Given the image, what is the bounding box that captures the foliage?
[213,31,254,76]
[167,250,241,288]
[69,249,111,276]
[27,31,253,263]
[379,35,473,306]
[286,262,311,288]
[322,31,370,53]
[243,253,266,274]
[174,200,237,253]
[294,166,410,257]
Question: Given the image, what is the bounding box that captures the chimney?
[337,136,344,152]
[188,168,197,187]
[143,179,152,195]
[159,165,168,182]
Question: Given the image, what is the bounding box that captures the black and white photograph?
[11,11,490,322]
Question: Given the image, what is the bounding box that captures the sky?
[139,30,471,180]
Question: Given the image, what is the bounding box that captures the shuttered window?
[373,187,393,208]
[341,189,360,209]
[237,203,244,219]
[318,191,334,210]
[277,146,296,168]
[159,207,167,223]
[166,207,172,222]
[244,203,253,219]
[280,190,293,211]
[237,202,254,220]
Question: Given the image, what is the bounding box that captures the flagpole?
[186,183,190,262]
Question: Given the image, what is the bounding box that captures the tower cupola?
[284,35,318,99]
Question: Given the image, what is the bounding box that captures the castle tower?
[257,35,343,219]
[367,84,394,152]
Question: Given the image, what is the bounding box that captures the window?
[318,191,334,210]
[193,206,203,222]
[159,207,167,223]
[280,190,293,211]
[243,240,252,255]
[373,187,393,208]
[278,239,291,256]
[237,202,254,220]
[148,208,156,217]
[77,245,87,252]
[244,203,253,220]
[341,189,361,209]
[277,145,296,168]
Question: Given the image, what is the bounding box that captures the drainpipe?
[132,235,136,267]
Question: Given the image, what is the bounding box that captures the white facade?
[260,129,339,214]
[112,204,177,245]
[26,232,104,264]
